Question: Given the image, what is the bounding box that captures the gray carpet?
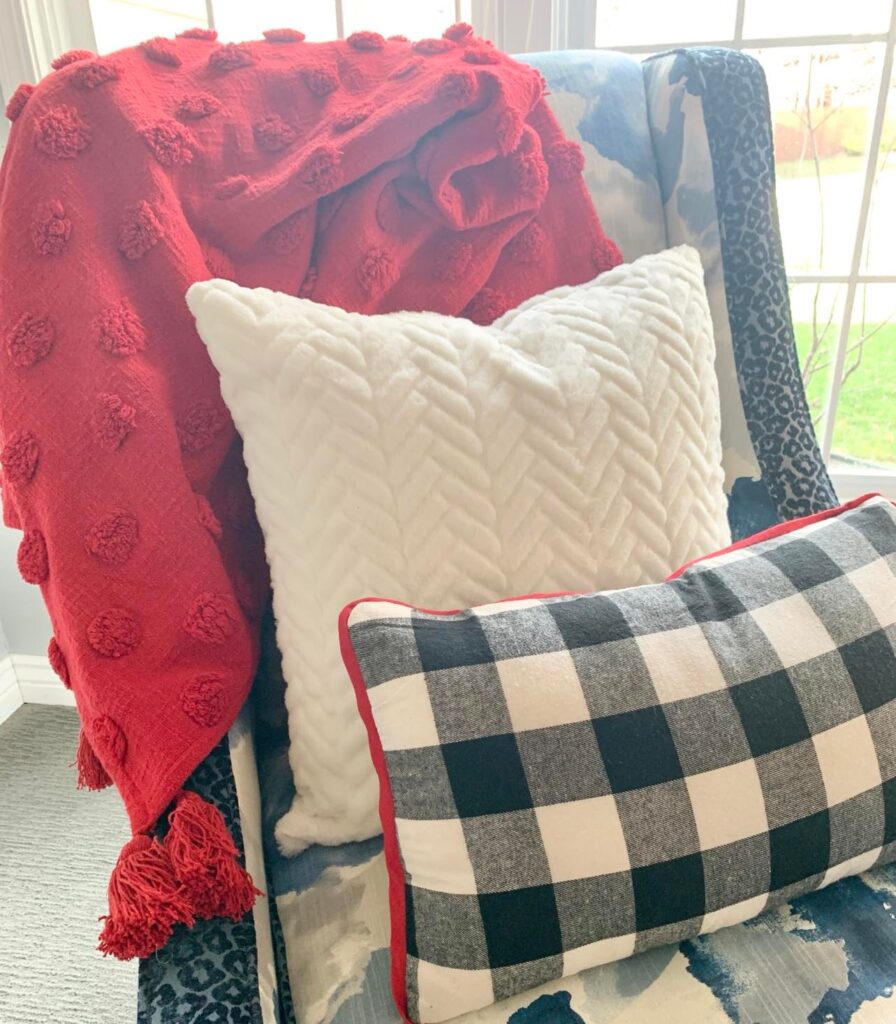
[0,705,136,1023]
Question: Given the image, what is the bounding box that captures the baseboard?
[13,654,76,707]
[0,654,74,725]
[0,656,23,725]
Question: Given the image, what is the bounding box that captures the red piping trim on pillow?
[666,492,883,581]
[339,600,412,1023]
[338,493,885,1022]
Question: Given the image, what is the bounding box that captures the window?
[87,0,468,52]
[2,0,892,497]
[586,0,896,498]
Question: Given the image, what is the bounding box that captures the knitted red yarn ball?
[140,38,181,67]
[118,202,163,260]
[93,302,145,357]
[181,674,225,727]
[17,529,49,584]
[51,50,94,69]
[1,431,39,484]
[8,314,55,368]
[5,83,34,122]
[35,106,91,158]
[87,608,141,658]
[141,120,194,166]
[357,246,398,297]
[85,511,139,565]
[31,200,71,256]
[71,58,120,89]
[92,395,136,451]
[48,637,71,688]
[183,593,239,644]
[176,93,221,120]
[177,401,225,454]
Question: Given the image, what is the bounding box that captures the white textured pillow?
[187,245,731,854]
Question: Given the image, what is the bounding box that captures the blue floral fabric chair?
[138,48,864,1024]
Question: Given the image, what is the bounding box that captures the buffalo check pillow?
[339,494,896,1024]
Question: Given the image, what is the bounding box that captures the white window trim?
[0,0,95,89]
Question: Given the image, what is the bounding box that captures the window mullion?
[733,0,746,45]
[554,0,596,50]
[819,2,896,461]
[611,32,889,53]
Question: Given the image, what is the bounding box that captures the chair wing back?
[525,47,837,538]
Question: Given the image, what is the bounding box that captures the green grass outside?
[794,322,896,466]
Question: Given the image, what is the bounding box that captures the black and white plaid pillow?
[339,495,896,1024]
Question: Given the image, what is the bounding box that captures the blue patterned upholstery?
[140,47,847,1024]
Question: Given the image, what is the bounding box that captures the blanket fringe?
[98,835,194,959]
[98,790,261,960]
[165,790,262,921]
[76,727,112,790]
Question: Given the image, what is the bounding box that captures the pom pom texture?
[0,21,621,959]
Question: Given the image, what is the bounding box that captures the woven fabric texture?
[343,495,896,1023]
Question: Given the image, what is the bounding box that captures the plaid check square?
[754,740,828,828]
[868,701,896,781]
[614,779,701,866]
[631,853,705,930]
[787,652,865,735]
[729,671,812,756]
[441,734,532,817]
[827,788,885,867]
[841,629,896,713]
[536,796,630,880]
[593,705,684,791]
[768,810,831,889]
[553,873,636,947]
[675,570,748,623]
[462,810,553,893]
[663,690,753,774]
[803,575,883,647]
[883,777,896,844]
[385,746,458,820]
[414,613,494,672]
[572,638,658,718]
[696,613,782,687]
[516,722,612,804]
[760,537,844,589]
[341,495,896,1024]
[426,663,513,744]
[700,834,770,915]
[847,504,896,555]
[478,886,562,967]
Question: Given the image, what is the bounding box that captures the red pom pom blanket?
[0,24,621,957]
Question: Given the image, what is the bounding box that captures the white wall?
[0,602,8,659]
[0,524,52,656]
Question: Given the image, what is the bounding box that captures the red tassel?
[76,728,112,790]
[98,835,194,960]
[165,790,261,921]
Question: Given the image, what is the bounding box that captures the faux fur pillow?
[187,246,730,852]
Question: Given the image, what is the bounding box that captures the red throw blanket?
[0,24,621,958]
